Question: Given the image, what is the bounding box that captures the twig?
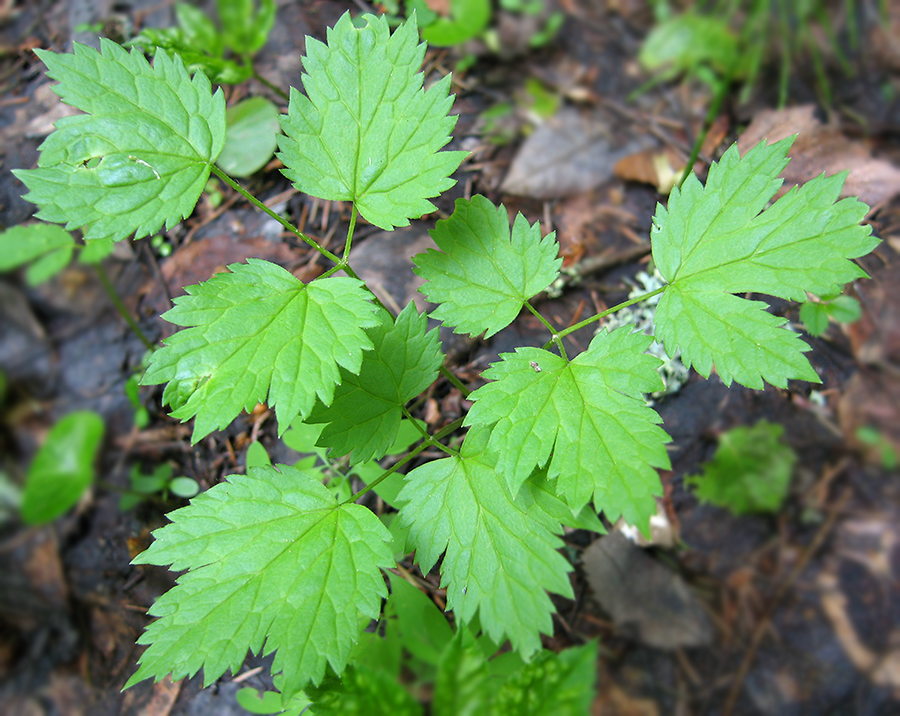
[721,488,851,716]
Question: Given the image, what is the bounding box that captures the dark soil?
[1,1,899,714]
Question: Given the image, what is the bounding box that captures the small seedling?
[120,463,199,511]
[686,420,798,515]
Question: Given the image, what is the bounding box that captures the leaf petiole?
[545,285,668,349]
[344,416,465,504]
[209,165,342,264]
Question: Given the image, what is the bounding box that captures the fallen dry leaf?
[502,107,649,199]
[737,105,900,209]
[582,532,713,649]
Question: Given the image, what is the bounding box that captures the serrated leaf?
[142,260,378,442]
[652,137,878,389]
[686,420,796,514]
[127,464,394,702]
[398,427,573,658]
[414,195,561,338]
[306,664,422,715]
[277,13,466,230]
[0,223,74,284]
[432,628,492,716]
[307,303,442,463]
[14,39,225,242]
[464,327,670,530]
[493,641,598,716]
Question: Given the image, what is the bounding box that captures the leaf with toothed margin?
[14,38,225,242]
[142,259,379,442]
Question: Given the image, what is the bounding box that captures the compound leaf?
[142,260,378,442]
[277,13,466,230]
[464,327,670,531]
[652,137,878,389]
[398,427,573,659]
[15,39,225,242]
[307,302,443,463]
[127,464,394,703]
[414,195,561,338]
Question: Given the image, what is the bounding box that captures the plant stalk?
[95,263,155,350]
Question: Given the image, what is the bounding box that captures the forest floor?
[1,0,900,714]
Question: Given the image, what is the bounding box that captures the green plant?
[129,0,276,85]
[120,463,200,511]
[13,11,877,709]
[686,420,798,515]
[20,411,105,525]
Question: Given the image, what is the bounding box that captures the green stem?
[526,301,568,360]
[402,406,459,457]
[676,72,733,191]
[548,285,667,347]
[344,416,466,504]
[210,165,342,264]
[343,204,358,261]
[95,263,155,350]
[252,66,289,102]
[440,365,470,398]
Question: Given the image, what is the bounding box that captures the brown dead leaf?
[582,533,713,649]
[837,370,900,464]
[143,676,182,716]
[737,105,900,209]
[502,108,650,199]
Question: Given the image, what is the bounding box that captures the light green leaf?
[142,260,378,442]
[387,572,453,666]
[464,327,670,530]
[277,13,466,230]
[21,411,105,525]
[217,97,280,177]
[306,663,422,715]
[420,0,491,47]
[14,39,225,242]
[236,687,310,716]
[217,0,277,55]
[493,641,598,716]
[398,427,573,658]
[686,420,797,514]
[432,628,492,716]
[176,2,223,56]
[652,138,878,389]
[307,303,442,463]
[127,464,394,703]
[0,223,74,285]
[414,195,561,338]
[799,300,830,336]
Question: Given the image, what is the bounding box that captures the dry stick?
[721,487,852,716]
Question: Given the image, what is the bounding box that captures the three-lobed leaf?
[306,302,443,463]
[398,427,574,658]
[652,137,878,389]
[15,39,225,242]
[464,327,671,530]
[127,464,394,703]
[277,12,466,230]
[142,259,379,442]
[414,195,561,338]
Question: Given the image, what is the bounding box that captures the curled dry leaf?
[737,105,900,209]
